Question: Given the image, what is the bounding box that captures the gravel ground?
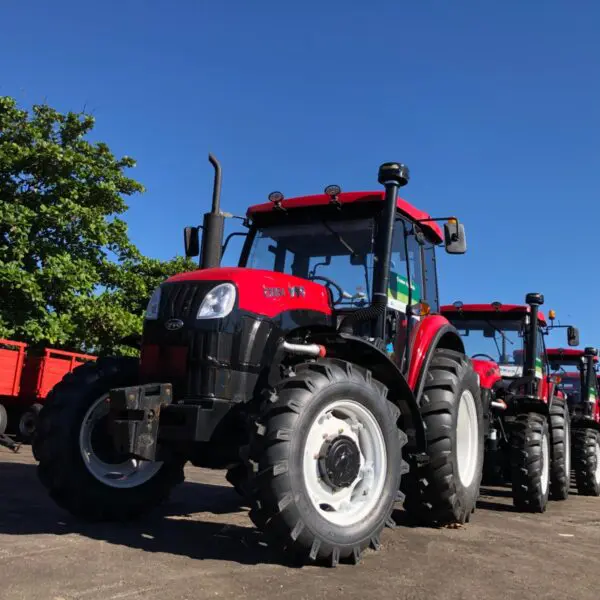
[1,447,599,600]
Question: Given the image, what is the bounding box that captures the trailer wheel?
[402,349,484,525]
[18,403,43,443]
[510,412,550,512]
[246,358,407,566]
[572,427,600,496]
[0,404,7,436]
[549,398,571,500]
[33,357,185,521]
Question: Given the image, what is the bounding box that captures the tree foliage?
[0,96,195,355]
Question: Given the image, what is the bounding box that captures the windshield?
[242,216,431,309]
[450,318,525,366]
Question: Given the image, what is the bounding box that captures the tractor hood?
[471,359,502,390]
[166,267,332,319]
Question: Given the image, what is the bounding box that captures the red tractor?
[440,298,579,512]
[34,158,485,566]
[547,347,600,496]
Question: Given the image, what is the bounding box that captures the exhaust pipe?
[200,153,226,269]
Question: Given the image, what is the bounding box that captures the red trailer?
[0,339,96,442]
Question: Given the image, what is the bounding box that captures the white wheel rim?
[302,400,387,527]
[79,394,163,489]
[595,441,600,485]
[565,421,571,477]
[541,430,550,495]
[456,389,479,488]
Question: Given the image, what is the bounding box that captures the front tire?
[549,398,571,500]
[572,427,600,496]
[246,359,407,566]
[402,349,484,525]
[33,357,185,521]
[510,413,550,512]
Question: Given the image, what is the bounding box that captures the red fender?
[406,314,463,391]
[471,359,502,390]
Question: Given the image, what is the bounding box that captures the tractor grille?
[159,282,210,320]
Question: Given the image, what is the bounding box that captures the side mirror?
[184,226,200,257]
[444,220,467,254]
[567,326,580,347]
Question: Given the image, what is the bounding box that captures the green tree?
[0,96,194,355]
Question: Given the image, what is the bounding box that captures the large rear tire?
[510,412,550,512]
[402,349,484,525]
[246,358,407,566]
[33,357,185,521]
[549,398,571,500]
[572,427,600,496]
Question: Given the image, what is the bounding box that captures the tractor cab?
[440,300,551,397]
[547,347,599,418]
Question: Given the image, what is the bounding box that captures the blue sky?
[1,0,599,348]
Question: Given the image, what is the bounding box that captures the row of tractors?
[3,157,599,567]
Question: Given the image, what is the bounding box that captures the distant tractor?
[440,297,579,512]
[34,157,484,566]
[547,347,600,496]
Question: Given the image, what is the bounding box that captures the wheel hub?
[318,435,361,489]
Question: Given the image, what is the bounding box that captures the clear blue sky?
[1,0,599,347]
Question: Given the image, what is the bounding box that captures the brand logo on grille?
[165,318,184,331]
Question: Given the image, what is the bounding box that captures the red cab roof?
[441,303,547,326]
[247,191,443,243]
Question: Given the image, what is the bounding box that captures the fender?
[409,316,466,404]
[571,415,600,433]
[306,331,426,453]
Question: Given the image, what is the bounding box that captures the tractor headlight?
[197,283,236,319]
[145,286,162,320]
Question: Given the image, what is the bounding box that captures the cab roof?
[441,303,547,326]
[546,348,598,364]
[246,191,443,243]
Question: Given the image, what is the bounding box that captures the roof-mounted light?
[324,184,341,207]
[549,309,556,321]
[453,301,463,309]
[491,301,502,311]
[268,191,285,211]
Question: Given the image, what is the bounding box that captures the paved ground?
[1,447,599,600]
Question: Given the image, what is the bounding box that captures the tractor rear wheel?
[246,358,407,566]
[549,398,571,500]
[572,427,600,496]
[0,404,7,435]
[33,357,185,521]
[510,413,550,512]
[402,349,484,525]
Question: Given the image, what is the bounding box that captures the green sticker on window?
[387,272,420,311]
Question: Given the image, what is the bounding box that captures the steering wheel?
[471,353,496,362]
[310,275,344,305]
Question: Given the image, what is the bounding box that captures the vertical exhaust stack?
[374,162,410,339]
[583,347,598,416]
[524,292,544,395]
[200,153,226,269]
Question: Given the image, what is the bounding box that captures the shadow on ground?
[0,459,288,566]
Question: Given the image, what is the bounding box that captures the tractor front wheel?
[549,398,571,500]
[510,413,550,512]
[33,357,185,521]
[402,349,484,525]
[572,427,600,496]
[246,358,407,566]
